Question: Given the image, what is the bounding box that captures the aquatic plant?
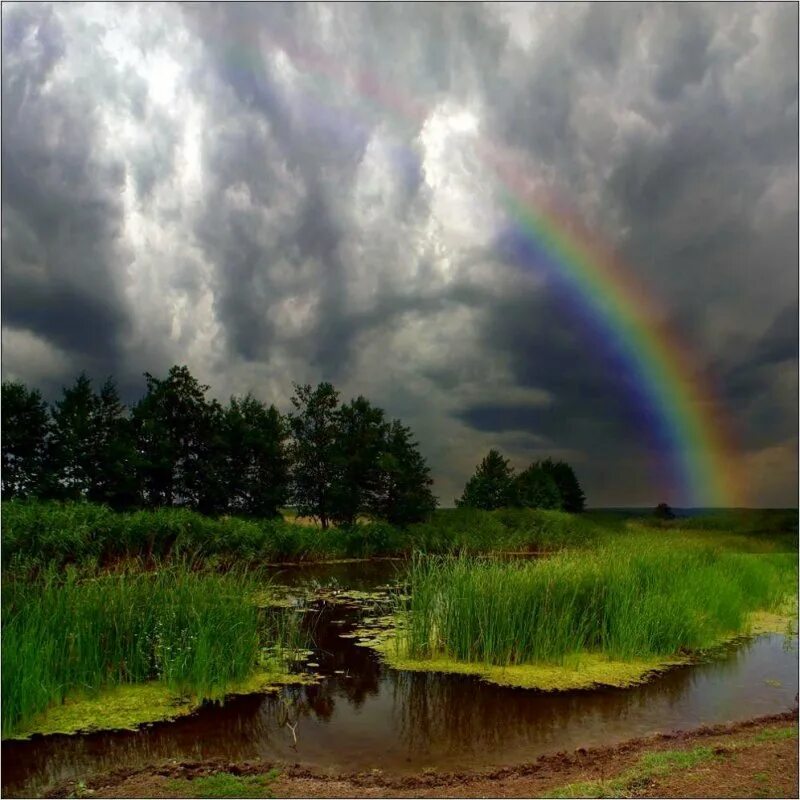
[1,566,302,737]
[399,540,796,667]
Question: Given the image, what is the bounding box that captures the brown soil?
[46,711,798,799]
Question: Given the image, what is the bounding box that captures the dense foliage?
[457,450,586,512]
[2,501,602,572]
[456,449,516,510]
[2,366,436,526]
[7,501,795,575]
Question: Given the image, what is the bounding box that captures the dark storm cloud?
[1,4,135,380]
[1,2,796,505]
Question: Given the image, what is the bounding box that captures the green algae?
[351,601,798,693]
[6,670,319,741]
[748,596,797,637]
[360,626,687,690]
[7,683,196,740]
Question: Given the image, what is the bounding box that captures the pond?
[2,560,797,797]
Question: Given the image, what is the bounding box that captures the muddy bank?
[45,711,798,798]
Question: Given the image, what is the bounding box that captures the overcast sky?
[2,3,797,507]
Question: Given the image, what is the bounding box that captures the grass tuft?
[1,566,303,738]
[398,538,796,667]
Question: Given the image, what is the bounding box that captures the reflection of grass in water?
[1,566,307,738]
[399,539,796,668]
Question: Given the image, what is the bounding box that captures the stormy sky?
[2,2,797,507]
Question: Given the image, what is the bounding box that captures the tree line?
[456,448,586,512]
[1,366,437,526]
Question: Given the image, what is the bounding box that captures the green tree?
[131,366,218,509]
[330,396,388,526]
[1,381,50,498]
[538,458,586,512]
[48,373,101,500]
[48,374,138,507]
[90,379,139,509]
[456,449,515,510]
[372,420,437,525]
[514,463,562,510]
[288,382,341,529]
[222,394,289,518]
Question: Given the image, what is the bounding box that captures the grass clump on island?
[377,539,796,688]
[1,565,307,739]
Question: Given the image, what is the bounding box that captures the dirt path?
[47,711,798,799]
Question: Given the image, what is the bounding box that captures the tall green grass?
[1,566,301,737]
[2,500,604,572]
[400,540,796,666]
[3,500,795,575]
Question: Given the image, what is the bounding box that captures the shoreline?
[36,710,799,799]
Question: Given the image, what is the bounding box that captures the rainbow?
[480,141,743,506]
[219,32,745,507]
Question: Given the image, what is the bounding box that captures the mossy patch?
[166,770,279,798]
[7,683,196,740]
[747,597,797,637]
[222,669,319,697]
[359,628,687,691]
[6,670,318,740]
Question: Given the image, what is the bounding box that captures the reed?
[1,565,301,737]
[400,540,796,667]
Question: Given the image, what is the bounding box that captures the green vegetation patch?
[1,567,309,739]
[398,544,795,668]
[166,770,279,799]
[548,745,719,798]
[7,669,318,740]
[547,724,798,799]
[7,682,196,739]
[352,538,796,690]
[363,629,685,690]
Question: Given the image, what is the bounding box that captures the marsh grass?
[5,501,794,574]
[400,538,796,667]
[1,565,303,737]
[1,502,609,575]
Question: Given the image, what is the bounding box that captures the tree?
[222,394,289,518]
[48,373,102,500]
[1,381,50,498]
[89,379,139,509]
[287,382,341,529]
[330,396,387,526]
[654,502,675,520]
[131,366,218,509]
[456,449,516,510]
[515,463,562,510]
[371,420,437,525]
[538,458,586,512]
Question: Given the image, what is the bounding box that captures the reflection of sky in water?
[3,566,797,797]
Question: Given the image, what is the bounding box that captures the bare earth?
[47,711,798,799]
